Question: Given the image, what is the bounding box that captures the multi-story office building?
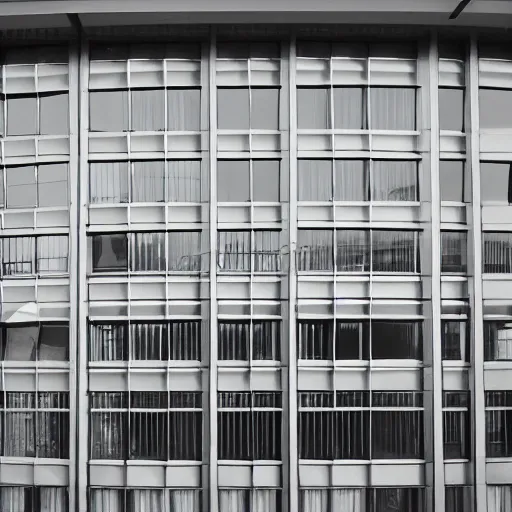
[0,0,511,511]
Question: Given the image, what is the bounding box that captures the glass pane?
[298,160,332,201]
[439,88,464,131]
[336,230,370,272]
[0,168,3,207]
[37,235,68,273]
[38,163,68,207]
[297,229,333,271]
[3,326,38,361]
[217,160,250,202]
[130,232,165,272]
[333,87,365,129]
[297,88,330,129]
[253,230,282,272]
[441,231,468,273]
[92,234,128,272]
[7,96,37,136]
[132,161,165,202]
[218,231,250,271]
[131,89,164,131]
[38,324,69,361]
[168,231,202,271]
[251,88,279,129]
[481,162,511,202]
[440,160,465,202]
[167,88,200,131]
[483,232,512,274]
[167,160,201,202]
[0,98,5,137]
[89,162,129,204]
[40,93,69,135]
[2,237,33,275]
[6,166,36,208]
[334,160,368,201]
[253,160,280,202]
[372,230,418,273]
[371,87,416,130]
[372,160,418,201]
[217,88,249,130]
[90,90,128,132]
[480,89,512,129]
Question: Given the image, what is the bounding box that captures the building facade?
[0,1,511,511]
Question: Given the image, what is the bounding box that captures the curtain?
[89,323,127,361]
[167,89,201,131]
[217,160,250,202]
[300,489,329,512]
[130,322,168,360]
[298,160,332,202]
[90,411,126,459]
[131,89,165,131]
[334,160,368,202]
[332,489,366,512]
[441,231,467,273]
[333,87,365,129]
[219,490,248,512]
[130,411,167,460]
[2,236,33,275]
[0,487,26,512]
[297,88,330,129]
[89,162,129,204]
[372,230,417,273]
[36,235,69,274]
[167,160,201,202]
[218,231,251,271]
[168,231,201,272]
[488,486,512,512]
[298,320,334,360]
[336,230,369,272]
[90,488,122,512]
[40,487,67,512]
[3,326,38,361]
[169,410,201,460]
[170,490,200,512]
[372,160,417,201]
[131,232,165,272]
[253,320,280,361]
[37,409,68,458]
[218,321,250,361]
[252,489,279,512]
[370,87,416,131]
[297,230,333,271]
[253,231,281,272]
[169,321,201,360]
[4,409,35,456]
[483,232,512,274]
[335,321,366,360]
[132,161,165,202]
[130,489,165,512]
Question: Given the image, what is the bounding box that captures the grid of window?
[482,232,512,273]
[441,231,468,273]
[299,487,425,512]
[442,320,469,362]
[298,391,423,460]
[0,323,69,361]
[0,486,68,512]
[217,230,283,272]
[89,321,201,362]
[89,488,201,512]
[217,392,282,461]
[485,391,512,458]
[89,160,201,204]
[91,232,204,273]
[0,392,69,458]
[443,392,470,460]
[218,320,281,362]
[298,320,422,361]
[0,164,68,209]
[297,229,420,273]
[89,392,202,461]
[1,235,68,276]
[484,321,512,361]
[298,159,419,202]
[219,489,281,512]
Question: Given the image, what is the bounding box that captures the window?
[0,323,69,362]
[481,162,512,203]
[370,87,416,130]
[371,391,424,459]
[298,391,369,460]
[167,89,201,131]
[485,321,512,361]
[480,89,512,129]
[372,160,418,201]
[487,486,512,512]
[1,236,69,276]
[131,89,165,131]
[2,392,69,458]
[217,230,282,272]
[372,230,420,273]
[218,320,281,362]
[445,486,472,512]
[89,488,202,512]
[371,321,422,360]
[89,320,201,362]
[298,320,334,360]
[168,231,202,271]
[90,160,201,204]
[439,88,464,131]
[297,229,333,271]
[218,87,279,130]
[441,231,467,273]
[130,232,165,272]
[218,391,282,461]
[92,234,128,272]
[0,487,68,512]
[483,232,512,273]
[443,392,470,460]
[440,160,465,202]
[299,488,425,512]
[89,391,202,461]
[89,90,129,132]
[336,230,370,272]
[217,159,280,202]
[219,489,281,512]
[486,391,512,457]
[442,321,469,361]
[7,93,69,136]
